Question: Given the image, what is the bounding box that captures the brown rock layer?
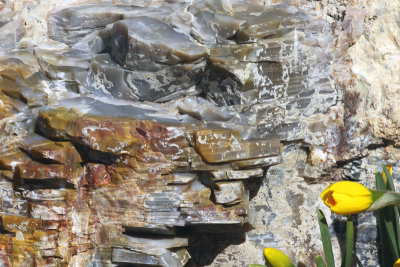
[0,105,280,266]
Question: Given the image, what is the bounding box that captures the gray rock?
[48,5,128,45]
[81,53,205,102]
[109,17,207,68]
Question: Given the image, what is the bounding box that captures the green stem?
[343,215,354,267]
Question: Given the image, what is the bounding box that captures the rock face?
[0,0,399,266]
[0,95,280,266]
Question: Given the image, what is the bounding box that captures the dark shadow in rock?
[246,175,265,201]
[14,176,76,190]
[123,226,176,237]
[197,171,217,190]
[184,225,246,266]
[73,143,117,165]
[110,22,129,66]
[34,121,66,142]
[339,159,363,181]
[200,60,242,107]
[197,171,218,204]
[297,263,307,267]
[19,147,63,165]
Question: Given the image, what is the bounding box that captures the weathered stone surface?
[48,5,128,45]
[82,53,206,102]
[214,181,245,205]
[0,70,47,107]
[347,2,400,147]
[21,188,72,201]
[37,109,189,165]
[0,92,19,120]
[110,17,207,66]
[231,155,282,169]
[22,134,82,165]
[1,0,398,266]
[35,48,91,82]
[211,168,264,181]
[16,161,84,181]
[110,235,190,266]
[194,129,280,163]
[0,151,23,170]
[2,214,43,233]
[0,90,279,265]
[85,163,111,186]
[0,14,24,50]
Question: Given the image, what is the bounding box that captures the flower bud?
[263,248,294,267]
[382,164,393,184]
[321,181,374,215]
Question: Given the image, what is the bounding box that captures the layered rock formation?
[0,0,399,266]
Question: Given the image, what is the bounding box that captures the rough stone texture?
[0,0,399,266]
[349,1,400,145]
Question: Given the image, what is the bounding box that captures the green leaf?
[249,265,267,267]
[384,207,400,258]
[317,209,335,267]
[383,164,400,253]
[353,251,363,267]
[316,255,327,267]
[376,171,399,264]
[376,171,386,191]
[341,215,354,267]
[377,207,394,266]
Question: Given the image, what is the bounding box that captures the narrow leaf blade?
[353,251,363,267]
[376,172,386,191]
[316,255,327,267]
[317,209,335,267]
[383,208,400,259]
[378,208,395,265]
[376,171,399,264]
[383,164,400,254]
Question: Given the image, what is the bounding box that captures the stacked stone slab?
[0,0,347,266]
[0,92,281,265]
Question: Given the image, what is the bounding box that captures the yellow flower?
[382,164,393,184]
[394,258,400,267]
[263,248,294,267]
[321,181,373,215]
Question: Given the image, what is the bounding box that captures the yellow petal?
[321,181,373,215]
[263,248,294,267]
[322,181,371,197]
[383,164,393,184]
[330,195,373,215]
[393,258,400,267]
